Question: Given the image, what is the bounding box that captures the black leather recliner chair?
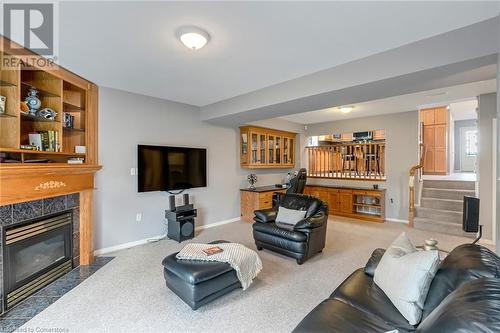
[252,193,328,265]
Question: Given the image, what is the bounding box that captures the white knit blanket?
[176,243,262,290]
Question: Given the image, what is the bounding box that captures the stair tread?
[421,198,463,203]
[415,206,463,215]
[414,217,462,226]
[424,188,475,192]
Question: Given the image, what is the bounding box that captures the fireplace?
[2,211,73,309]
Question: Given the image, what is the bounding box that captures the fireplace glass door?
[3,212,73,309]
[12,232,67,284]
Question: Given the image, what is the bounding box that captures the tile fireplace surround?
[0,193,80,314]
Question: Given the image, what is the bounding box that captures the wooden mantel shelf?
[0,164,101,177]
[0,164,102,205]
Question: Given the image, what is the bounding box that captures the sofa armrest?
[254,208,278,223]
[294,211,327,230]
[364,248,386,277]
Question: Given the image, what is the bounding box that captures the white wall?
[478,93,497,241]
[497,18,500,253]
[95,88,303,250]
[303,111,418,221]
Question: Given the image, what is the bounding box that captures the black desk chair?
[273,168,307,206]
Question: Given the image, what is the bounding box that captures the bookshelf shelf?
[63,102,84,112]
[0,147,85,156]
[21,112,60,122]
[0,113,17,118]
[63,127,85,132]
[21,82,61,98]
[353,203,382,208]
[0,80,16,87]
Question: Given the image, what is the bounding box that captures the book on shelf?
[27,130,60,152]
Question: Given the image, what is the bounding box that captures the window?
[465,130,478,156]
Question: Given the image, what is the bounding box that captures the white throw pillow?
[275,206,306,225]
[374,232,439,325]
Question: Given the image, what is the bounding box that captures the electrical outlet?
[136,213,142,222]
[130,168,136,176]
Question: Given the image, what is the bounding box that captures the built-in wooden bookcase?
[0,36,100,265]
[0,48,95,164]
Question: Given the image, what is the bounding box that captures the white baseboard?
[386,218,409,224]
[94,234,165,256]
[479,238,496,246]
[94,217,241,256]
[195,217,240,231]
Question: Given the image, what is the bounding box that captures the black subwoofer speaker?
[165,208,197,243]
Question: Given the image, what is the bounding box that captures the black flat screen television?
[138,145,207,192]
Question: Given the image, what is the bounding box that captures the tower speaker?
[183,193,190,205]
[169,195,176,211]
[463,196,480,233]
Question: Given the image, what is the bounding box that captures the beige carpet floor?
[21,217,476,333]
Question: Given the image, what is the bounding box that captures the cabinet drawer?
[259,192,274,208]
[353,190,381,197]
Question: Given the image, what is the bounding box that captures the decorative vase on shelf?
[247,174,257,189]
[0,95,6,114]
[25,87,41,115]
[37,107,57,120]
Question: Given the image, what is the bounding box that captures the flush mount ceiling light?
[177,26,210,50]
[339,106,354,114]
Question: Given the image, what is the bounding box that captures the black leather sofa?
[293,244,500,332]
[252,194,328,265]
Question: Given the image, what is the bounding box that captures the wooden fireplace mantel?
[0,164,101,204]
[0,36,101,265]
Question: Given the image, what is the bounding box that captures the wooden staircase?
[413,180,476,237]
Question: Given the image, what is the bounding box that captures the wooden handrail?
[409,143,426,227]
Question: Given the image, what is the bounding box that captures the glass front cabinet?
[240,126,296,168]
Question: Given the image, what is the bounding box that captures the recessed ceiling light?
[339,106,354,113]
[177,26,210,50]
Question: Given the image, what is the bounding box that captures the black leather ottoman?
[161,240,241,310]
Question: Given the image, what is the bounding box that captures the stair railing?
[409,143,426,227]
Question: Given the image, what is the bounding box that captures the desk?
[240,186,286,222]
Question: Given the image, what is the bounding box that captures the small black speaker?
[169,195,176,211]
[183,193,189,205]
[463,196,480,233]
